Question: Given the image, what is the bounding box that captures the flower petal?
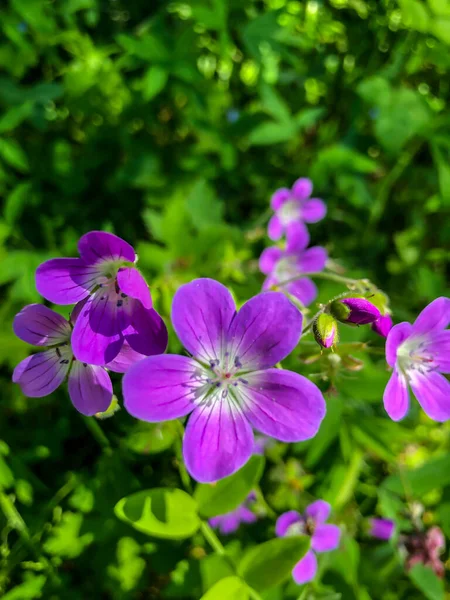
[287,279,318,306]
[411,297,450,336]
[259,247,283,275]
[239,369,326,442]
[183,395,254,483]
[78,231,135,264]
[117,267,152,309]
[409,370,450,422]
[227,292,302,370]
[171,278,236,363]
[423,330,450,373]
[371,314,393,338]
[268,215,283,240]
[123,355,201,422]
[369,518,395,540]
[305,500,331,525]
[13,304,71,346]
[36,258,98,305]
[301,198,327,223]
[297,246,328,274]
[312,524,341,552]
[271,187,290,210]
[106,341,146,373]
[385,322,413,367]
[71,292,124,365]
[291,177,313,200]
[122,302,168,356]
[239,506,257,524]
[13,350,68,397]
[383,369,410,421]
[286,221,310,252]
[275,511,303,537]
[68,362,112,416]
[292,550,317,585]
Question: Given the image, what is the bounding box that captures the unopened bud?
[368,518,395,540]
[313,313,338,348]
[330,296,381,325]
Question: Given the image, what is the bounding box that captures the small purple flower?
[123,278,326,483]
[383,297,450,422]
[209,494,257,534]
[35,231,168,365]
[268,178,326,251]
[12,304,144,415]
[369,518,395,540]
[372,314,393,338]
[276,500,341,585]
[330,297,381,325]
[259,245,328,306]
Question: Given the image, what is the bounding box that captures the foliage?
[0,0,449,599]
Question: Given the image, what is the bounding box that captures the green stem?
[200,521,226,556]
[277,271,368,290]
[254,485,277,519]
[81,415,111,452]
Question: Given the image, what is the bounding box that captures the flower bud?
[330,297,381,325]
[369,518,395,540]
[371,314,393,337]
[313,313,338,348]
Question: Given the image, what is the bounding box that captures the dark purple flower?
[12,304,144,415]
[330,297,381,325]
[372,314,393,337]
[268,178,326,252]
[209,494,257,534]
[35,231,168,365]
[313,314,338,349]
[405,527,446,578]
[123,278,326,483]
[276,500,341,585]
[259,245,327,306]
[383,297,450,421]
[369,518,395,540]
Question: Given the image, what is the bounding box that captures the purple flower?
[12,304,144,415]
[383,297,450,422]
[123,278,326,483]
[372,314,393,337]
[275,500,341,585]
[35,231,168,366]
[259,245,327,306]
[330,297,381,325]
[209,494,257,534]
[268,178,326,251]
[369,518,395,540]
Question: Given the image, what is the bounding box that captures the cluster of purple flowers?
[260,178,328,306]
[13,231,168,416]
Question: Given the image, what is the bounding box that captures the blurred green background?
[1,0,450,598]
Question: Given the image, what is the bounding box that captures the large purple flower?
[35,231,168,365]
[12,304,144,415]
[259,245,327,306]
[268,178,326,251]
[209,494,257,534]
[383,297,450,422]
[123,278,326,483]
[275,500,341,585]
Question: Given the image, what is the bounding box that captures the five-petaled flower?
[35,231,168,365]
[209,493,257,534]
[275,500,341,585]
[12,304,144,415]
[259,244,327,306]
[383,297,450,422]
[123,278,326,483]
[268,178,326,252]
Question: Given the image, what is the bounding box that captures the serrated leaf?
[194,455,264,518]
[115,488,200,539]
[238,536,310,592]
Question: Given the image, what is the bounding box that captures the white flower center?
[274,257,298,283]
[397,336,436,376]
[278,199,301,225]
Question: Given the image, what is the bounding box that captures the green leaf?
[382,455,450,496]
[194,455,264,518]
[238,536,310,592]
[398,0,431,32]
[43,512,94,558]
[432,17,450,43]
[428,0,450,15]
[2,575,47,600]
[0,138,29,172]
[186,179,224,229]
[0,102,33,134]
[247,121,296,146]
[199,576,249,600]
[114,488,200,539]
[141,66,168,101]
[409,564,444,600]
[305,395,342,468]
[5,182,32,225]
[125,422,177,454]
